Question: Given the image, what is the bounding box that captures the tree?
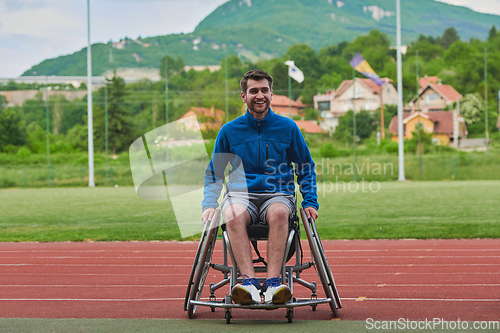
[94,72,136,154]
[460,93,483,125]
[488,26,497,41]
[0,106,26,150]
[440,27,460,49]
[334,110,376,141]
[160,55,185,79]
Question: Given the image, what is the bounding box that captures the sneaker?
[231,275,261,304]
[262,277,292,304]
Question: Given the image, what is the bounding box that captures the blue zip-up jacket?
[202,108,318,211]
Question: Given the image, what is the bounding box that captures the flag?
[349,53,384,86]
[285,60,304,83]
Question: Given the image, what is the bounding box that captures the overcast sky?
[1,0,499,77]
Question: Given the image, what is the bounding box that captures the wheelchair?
[184,206,341,324]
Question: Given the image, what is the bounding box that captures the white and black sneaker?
[262,277,292,304]
[231,275,261,304]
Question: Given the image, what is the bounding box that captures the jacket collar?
[244,108,275,130]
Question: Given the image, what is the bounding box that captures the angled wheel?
[184,217,211,311]
[301,208,340,317]
[187,209,221,319]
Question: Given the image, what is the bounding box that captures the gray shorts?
[220,192,296,225]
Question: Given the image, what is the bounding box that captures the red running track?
[0,239,499,322]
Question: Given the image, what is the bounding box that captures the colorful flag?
[284,60,304,83]
[349,53,384,86]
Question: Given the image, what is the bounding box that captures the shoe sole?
[265,286,292,304]
[231,286,258,304]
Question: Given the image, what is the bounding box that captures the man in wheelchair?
[201,69,318,305]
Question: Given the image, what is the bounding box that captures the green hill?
[22,0,500,76]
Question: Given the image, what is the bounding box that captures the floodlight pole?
[352,66,357,182]
[45,76,50,187]
[105,83,108,185]
[87,0,95,187]
[396,0,406,181]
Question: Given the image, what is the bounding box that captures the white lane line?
[1,255,498,259]
[0,297,498,302]
[0,248,498,254]
[1,283,498,288]
[1,263,498,267]
[343,297,500,302]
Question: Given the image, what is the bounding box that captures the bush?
[16,146,32,158]
[319,143,339,157]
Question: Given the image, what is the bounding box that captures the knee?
[267,204,289,227]
[224,204,249,232]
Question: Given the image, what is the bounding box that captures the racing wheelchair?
[184,207,341,323]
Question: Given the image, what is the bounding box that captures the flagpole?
[396,0,405,181]
[416,50,422,180]
[484,47,488,152]
[380,84,385,139]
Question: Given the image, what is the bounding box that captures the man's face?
[241,78,273,115]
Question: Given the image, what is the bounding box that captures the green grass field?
[1,180,498,242]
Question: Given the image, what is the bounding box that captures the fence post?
[452,157,457,180]
[23,165,27,188]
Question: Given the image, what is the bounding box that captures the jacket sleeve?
[202,128,230,211]
[288,125,319,211]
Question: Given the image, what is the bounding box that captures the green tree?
[160,55,185,79]
[94,73,136,154]
[488,26,497,41]
[440,27,460,49]
[334,110,376,141]
[0,106,26,150]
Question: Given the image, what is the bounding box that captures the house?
[389,111,467,146]
[331,77,398,114]
[314,90,335,113]
[406,76,462,113]
[294,120,326,134]
[270,95,305,118]
[178,106,225,132]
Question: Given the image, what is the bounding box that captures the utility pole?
[87,0,95,187]
[225,56,229,123]
[105,83,108,185]
[416,50,422,180]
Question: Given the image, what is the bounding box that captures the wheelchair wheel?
[301,209,339,317]
[187,210,220,319]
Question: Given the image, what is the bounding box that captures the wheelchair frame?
[184,207,341,323]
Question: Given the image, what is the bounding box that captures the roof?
[271,95,305,108]
[389,111,466,136]
[411,82,462,104]
[419,76,439,88]
[294,120,326,134]
[335,78,392,98]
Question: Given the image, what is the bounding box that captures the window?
[425,93,438,106]
[318,101,331,111]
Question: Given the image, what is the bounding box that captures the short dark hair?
[240,69,274,93]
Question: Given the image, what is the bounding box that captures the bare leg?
[224,203,255,278]
[266,202,289,279]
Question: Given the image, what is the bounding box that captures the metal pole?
[288,60,292,115]
[484,47,489,151]
[165,58,169,124]
[87,0,95,187]
[352,67,357,182]
[225,56,229,123]
[45,76,50,187]
[416,50,422,180]
[105,83,108,186]
[396,0,406,181]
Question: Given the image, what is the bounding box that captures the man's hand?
[201,208,215,224]
[304,207,318,221]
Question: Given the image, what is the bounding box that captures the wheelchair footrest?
[189,298,331,310]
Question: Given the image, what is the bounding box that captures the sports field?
[1,180,499,242]
[1,181,499,332]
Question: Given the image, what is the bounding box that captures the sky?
[0,0,499,78]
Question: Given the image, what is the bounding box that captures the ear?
[240,91,247,103]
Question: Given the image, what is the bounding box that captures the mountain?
[22,0,500,76]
